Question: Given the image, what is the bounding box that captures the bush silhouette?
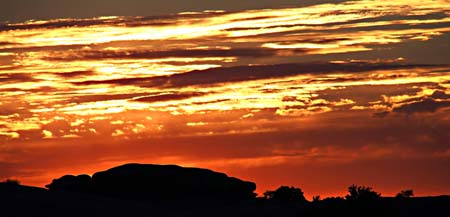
[264,186,306,202]
[312,195,321,202]
[396,189,414,198]
[2,179,20,185]
[345,185,381,201]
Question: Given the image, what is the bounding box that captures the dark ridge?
[2,164,450,217]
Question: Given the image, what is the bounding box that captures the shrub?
[396,189,414,198]
[345,185,381,201]
[264,186,307,202]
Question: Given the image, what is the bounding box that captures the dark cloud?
[107,112,450,159]
[314,12,450,28]
[73,62,445,88]
[0,44,85,53]
[0,12,210,31]
[226,12,450,37]
[0,73,38,83]
[192,99,230,105]
[54,70,95,78]
[0,86,58,94]
[316,83,434,105]
[0,18,115,31]
[332,22,450,36]
[0,0,347,23]
[0,88,24,92]
[372,111,389,118]
[45,48,283,61]
[393,99,450,114]
[305,76,362,84]
[134,92,208,103]
[431,90,450,100]
[67,93,152,104]
[59,91,212,104]
[230,15,277,22]
[0,41,17,46]
[225,12,448,34]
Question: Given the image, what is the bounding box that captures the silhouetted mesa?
[3,166,450,217]
[45,174,92,193]
[46,163,256,200]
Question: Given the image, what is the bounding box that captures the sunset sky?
[1,0,450,198]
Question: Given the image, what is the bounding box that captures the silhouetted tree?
[345,185,381,201]
[396,189,414,198]
[263,186,306,202]
[2,179,20,185]
[312,195,321,202]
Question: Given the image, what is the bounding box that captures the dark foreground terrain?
[1,164,449,217]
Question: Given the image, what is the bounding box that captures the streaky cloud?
[73,62,446,88]
[134,92,209,103]
[45,48,283,61]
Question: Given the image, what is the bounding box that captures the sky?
[1,0,450,198]
[1,0,347,23]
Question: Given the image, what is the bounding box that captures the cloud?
[0,86,58,94]
[0,41,17,46]
[0,44,85,53]
[0,73,39,83]
[45,48,282,61]
[430,90,450,100]
[65,93,153,104]
[134,92,208,103]
[53,70,95,78]
[317,83,433,105]
[0,9,230,31]
[73,62,444,88]
[0,101,31,116]
[0,15,172,31]
[0,18,108,31]
[393,99,450,114]
[306,12,450,29]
